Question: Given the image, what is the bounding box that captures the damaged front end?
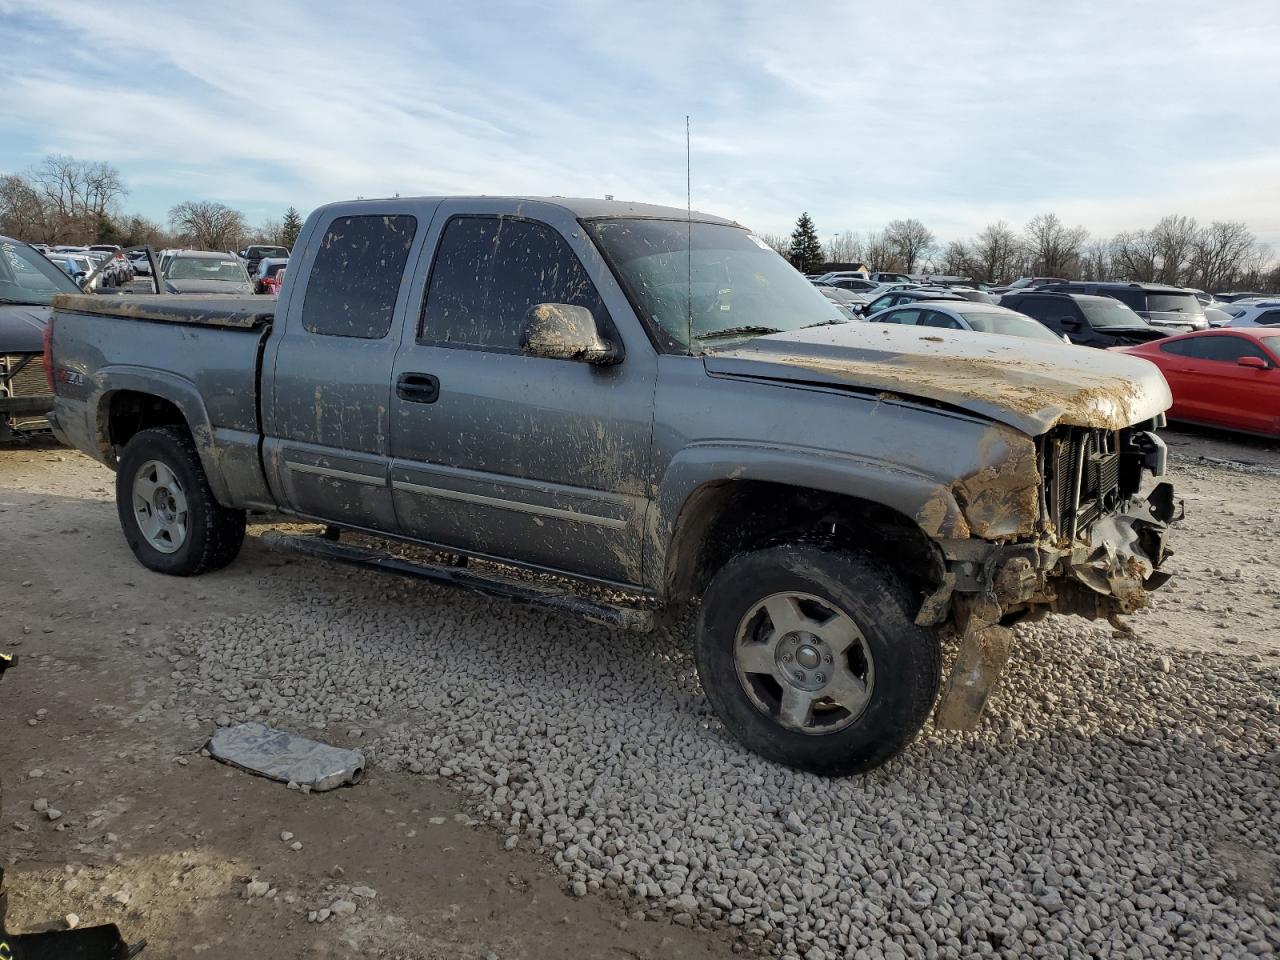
[922,418,1180,731]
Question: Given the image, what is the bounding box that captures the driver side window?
[420,216,609,351]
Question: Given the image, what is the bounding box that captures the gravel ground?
[163,563,1280,959]
[5,429,1280,958]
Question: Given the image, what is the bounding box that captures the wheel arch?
[656,457,951,607]
[94,367,232,505]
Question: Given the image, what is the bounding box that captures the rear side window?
[1159,336,1270,363]
[302,214,417,339]
[421,216,607,350]
[1015,298,1059,323]
[1254,310,1280,325]
[1106,288,1145,310]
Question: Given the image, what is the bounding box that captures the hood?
[0,303,51,353]
[703,323,1172,437]
[165,279,253,295]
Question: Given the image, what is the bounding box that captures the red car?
[1115,328,1280,438]
[262,266,286,296]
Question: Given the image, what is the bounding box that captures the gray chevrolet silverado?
[47,197,1178,774]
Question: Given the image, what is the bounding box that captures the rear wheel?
[696,544,941,775]
[115,426,245,576]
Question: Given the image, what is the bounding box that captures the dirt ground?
[1,426,1277,959]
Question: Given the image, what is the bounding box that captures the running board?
[259,530,655,632]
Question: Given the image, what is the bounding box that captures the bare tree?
[969,221,1020,283]
[27,155,128,241]
[1024,213,1088,277]
[1080,238,1112,280]
[169,200,249,250]
[883,218,934,273]
[825,230,863,264]
[864,230,896,272]
[939,240,971,276]
[1188,221,1255,292]
[119,214,170,248]
[1110,229,1158,281]
[1149,214,1198,285]
[0,173,49,240]
[251,217,286,246]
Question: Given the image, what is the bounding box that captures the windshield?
[1145,292,1204,315]
[167,257,246,282]
[964,311,1064,342]
[587,219,843,351]
[1078,298,1146,328]
[0,239,83,304]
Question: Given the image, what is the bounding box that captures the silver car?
[867,299,1068,342]
[162,251,254,295]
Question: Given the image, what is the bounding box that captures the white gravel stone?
[165,574,1280,958]
[245,880,270,898]
[330,899,357,917]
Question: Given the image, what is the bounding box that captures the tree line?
[0,154,304,252]
[769,211,1279,293]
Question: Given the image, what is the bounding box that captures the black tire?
[696,544,941,776]
[115,425,246,576]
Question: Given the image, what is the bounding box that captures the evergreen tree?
[787,212,824,273]
[281,206,304,251]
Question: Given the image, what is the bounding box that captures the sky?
[2,0,1278,246]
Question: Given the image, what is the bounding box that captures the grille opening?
[1041,428,1122,540]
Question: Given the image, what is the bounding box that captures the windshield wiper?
[0,296,46,305]
[695,325,783,341]
[802,318,849,328]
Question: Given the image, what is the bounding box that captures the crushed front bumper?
[922,481,1180,730]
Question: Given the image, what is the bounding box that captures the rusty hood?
[703,323,1172,436]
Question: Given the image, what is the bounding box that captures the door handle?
[397,372,440,404]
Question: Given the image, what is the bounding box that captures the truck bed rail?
[51,294,273,330]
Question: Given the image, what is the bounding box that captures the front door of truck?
[263,206,430,532]
[388,204,656,586]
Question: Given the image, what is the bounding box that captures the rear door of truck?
[261,202,437,531]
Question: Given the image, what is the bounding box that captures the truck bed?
[49,293,275,511]
[50,294,274,329]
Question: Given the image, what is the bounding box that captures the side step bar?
[259,530,655,633]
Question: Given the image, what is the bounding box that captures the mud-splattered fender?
[645,440,971,595]
[91,365,238,507]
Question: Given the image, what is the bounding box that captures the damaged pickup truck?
[45,197,1177,774]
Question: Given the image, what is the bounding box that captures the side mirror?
[520,303,621,365]
[1060,317,1081,331]
[1238,355,1268,369]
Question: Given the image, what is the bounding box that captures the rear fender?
[93,366,234,506]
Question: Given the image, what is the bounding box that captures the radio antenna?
[686,114,692,352]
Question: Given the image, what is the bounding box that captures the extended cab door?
[262,204,434,531]
[386,202,656,586]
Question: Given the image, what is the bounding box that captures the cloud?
[1,0,1278,245]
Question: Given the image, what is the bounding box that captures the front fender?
[645,440,971,593]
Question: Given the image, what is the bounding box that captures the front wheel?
[115,426,246,576]
[696,544,941,776]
